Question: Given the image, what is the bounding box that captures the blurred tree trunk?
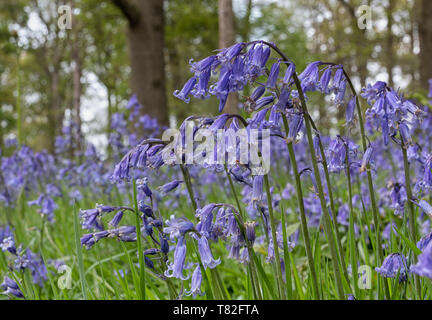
[409,3,417,84]
[337,0,369,88]
[168,45,187,122]
[241,0,253,43]
[72,10,83,156]
[218,0,239,114]
[419,0,432,90]
[47,69,60,153]
[385,0,395,88]
[112,0,168,125]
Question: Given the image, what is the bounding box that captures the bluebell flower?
[159,180,183,194]
[164,217,195,241]
[185,265,203,298]
[144,256,154,269]
[331,66,344,89]
[283,63,296,86]
[411,242,432,279]
[164,237,189,280]
[0,236,16,254]
[138,201,153,217]
[388,182,407,216]
[245,221,256,245]
[160,234,169,254]
[46,184,62,198]
[79,208,102,231]
[28,194,57,223]
[81,233,96,249]
[298,61,321,91]
[174,77,197,103]
[1,276,24,298]
[196,207,215,237]
[217,42,245,65]
[198,236,221,269]
[0,225,16,254]
[360,145,373,173]
[361,81,387,105]
[209,114,230,131]
[248,86,266,103]
[334,79,347,106]
[275,88,292,111]
[192,68,212,99]
[229,56,248,91]
[399,121,413,146]
[327,137,346,173]
[189,55,217,74]
[417,231,432,251]
[14,249,48,287]
[109,226,136,241]
[346,96,356,124]
[143,248,160,256]
[420,154,432,189]
[287,113,304,143]
[251,175,264,203]
[375,253,408,282]
[249,42,271,75]
[319,67,332,94]
[69,189,83,203]
[413,200,432,218]
[108,210,124,228]
[266,60,281,89]
[137,178,153,197]
[126,94,140,110]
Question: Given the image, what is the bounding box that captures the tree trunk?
[107,85,113,157]
[385,0,395,88]
[113,0,168,126]
[47,70,60,154]
[419,0,432,90]
[72,24,83,156]
[218,0,239,114]
[241,0,253,43]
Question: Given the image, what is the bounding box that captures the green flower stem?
[133,179,146,300]
[224,165,263,299]
[180,164,198,212]
[264,41,344,298]
[264,174,286,299]
[16,50,23,146]
[344,141,360,297]
[281,114,320,300]
[293,78,345,299]
[315,135,350,284]
[343,71,390,299]
[401,141,421,298]
[224,164,245,220]
[73,202,88,300]
[280,202,293,299]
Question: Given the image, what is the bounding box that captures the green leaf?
[394,227,422,256]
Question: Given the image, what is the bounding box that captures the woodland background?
[0,0,430,155]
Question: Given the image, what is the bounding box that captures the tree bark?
[337,0,369,88]
[419,0,432,90]
[218,0,239,114]
[48,70,60,153]
[113,0,168,126]
[72,14,83,156]
[241,0,253,43]
[385,0,395,88]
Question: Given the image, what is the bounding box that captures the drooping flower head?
[375,253,408,282]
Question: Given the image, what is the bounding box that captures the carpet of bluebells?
[1,41,432,300]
